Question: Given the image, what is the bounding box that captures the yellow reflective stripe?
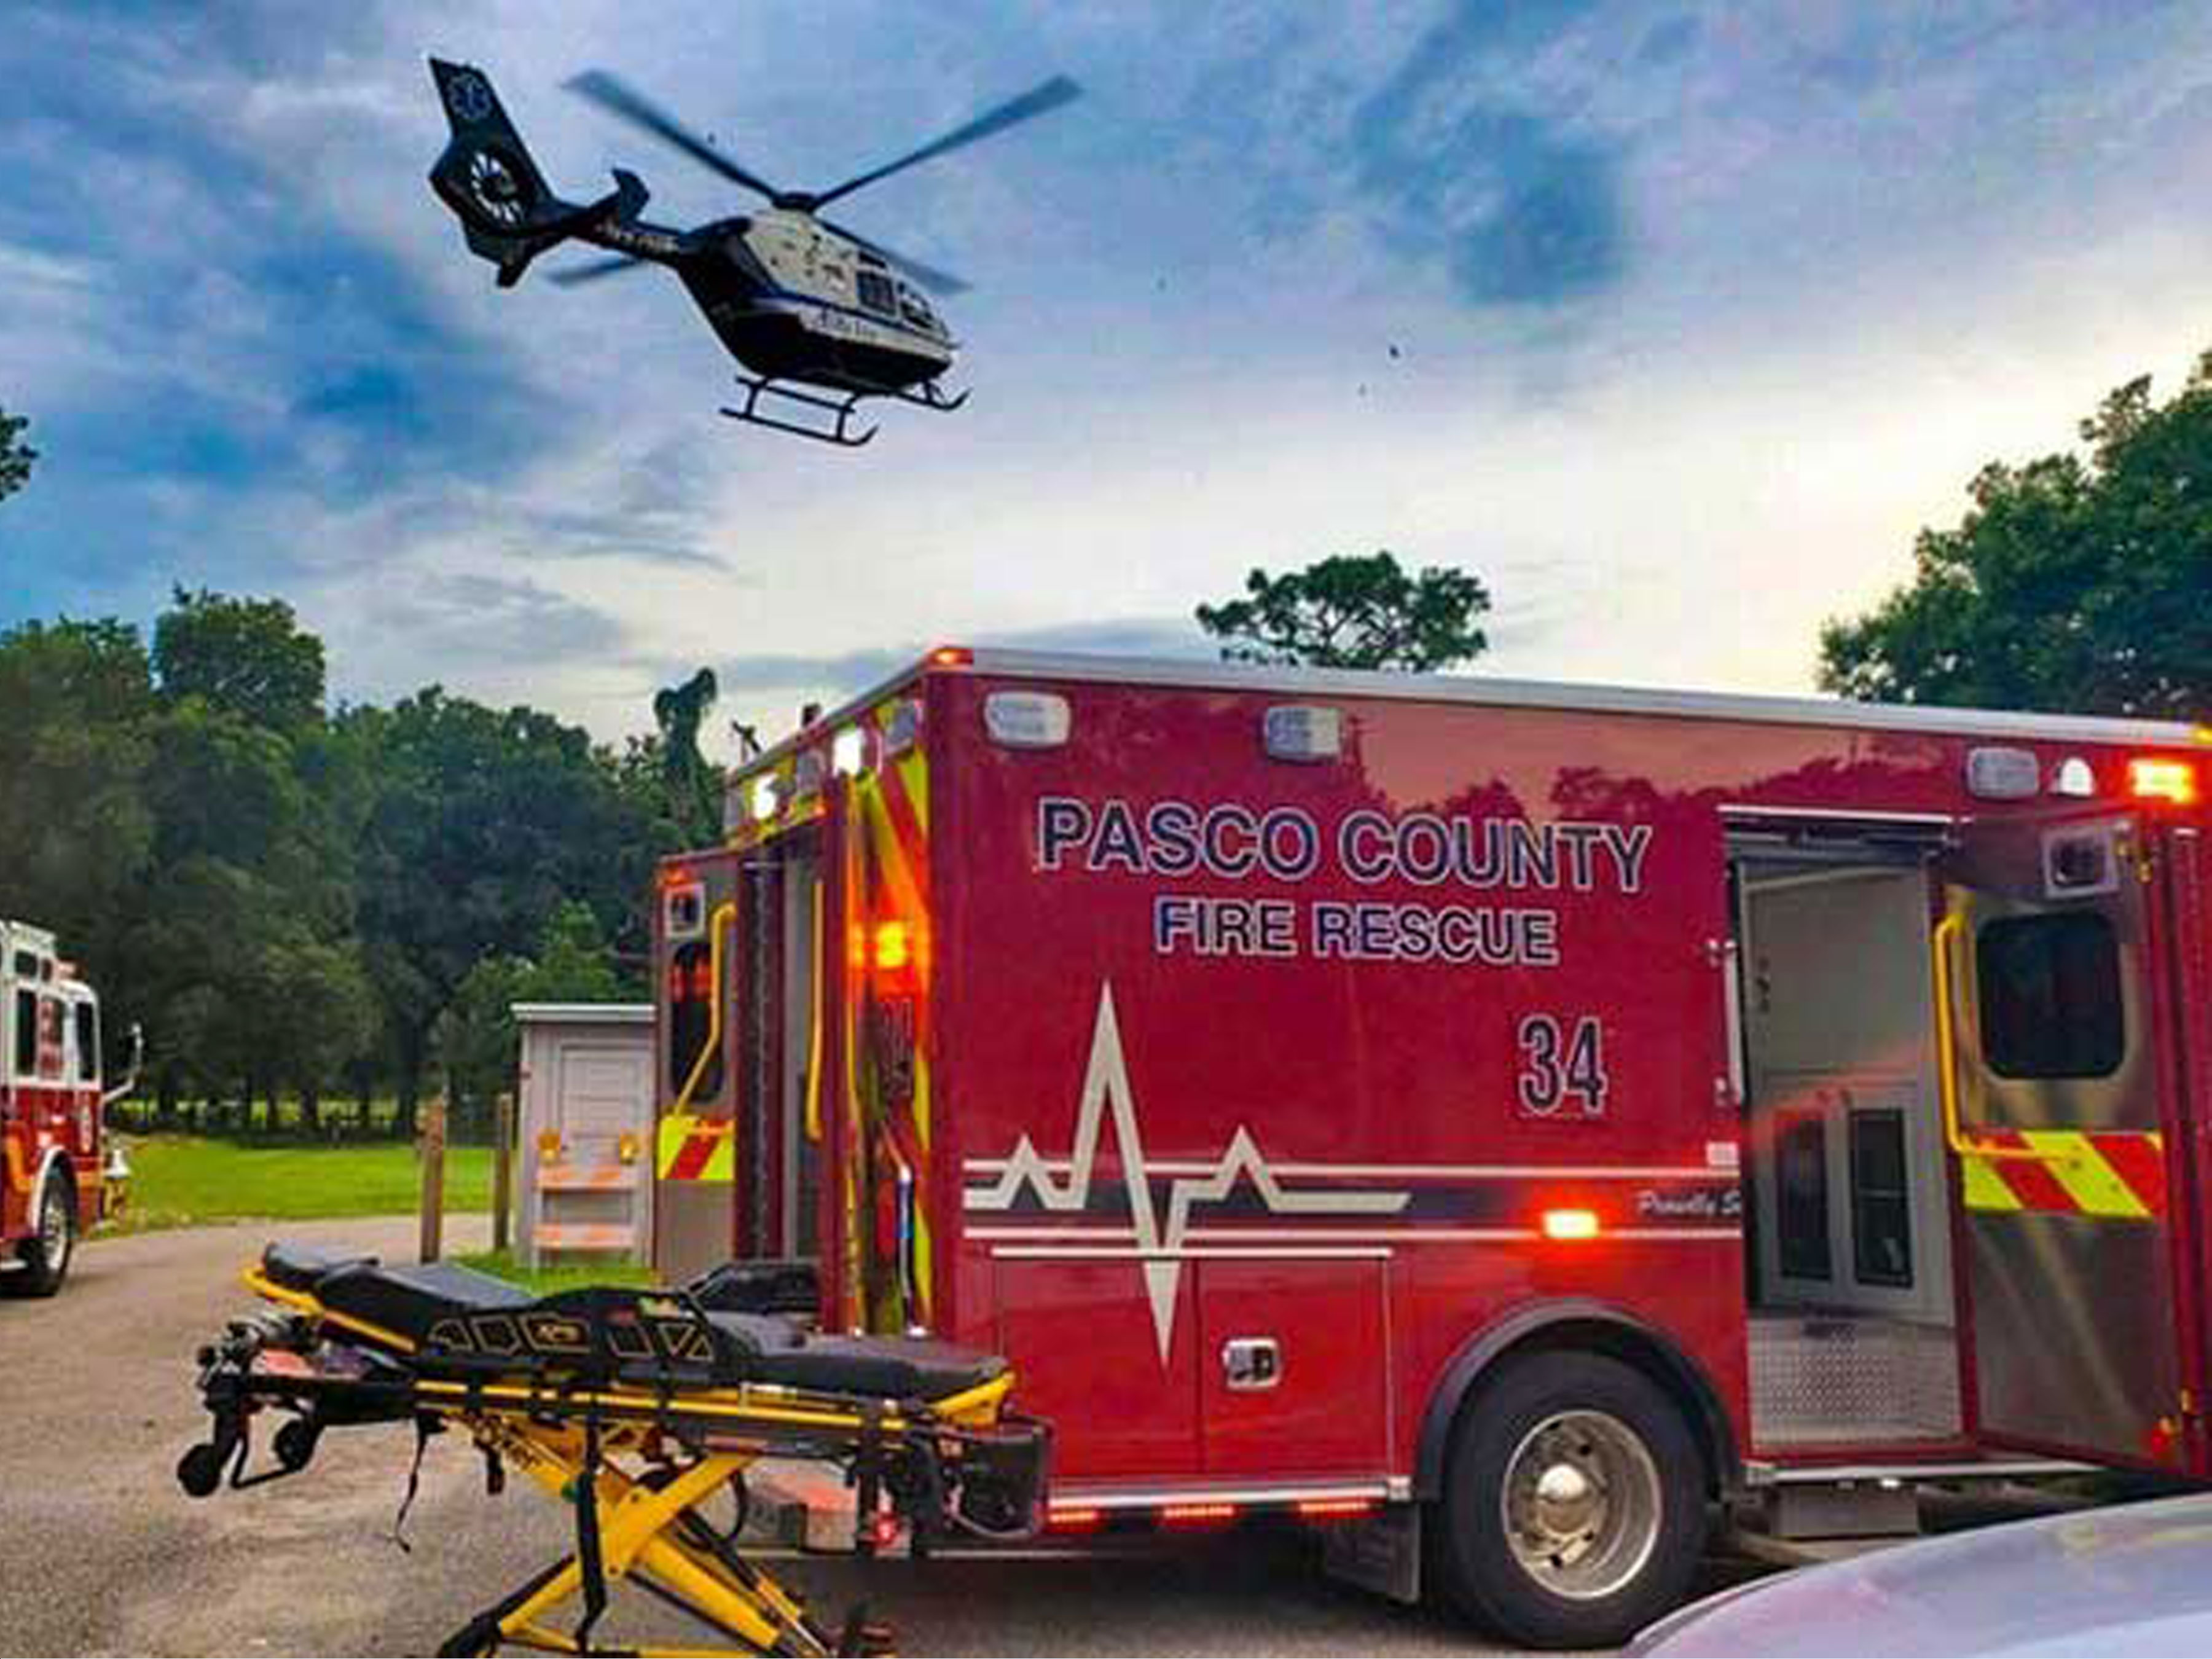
[656,1115,691,1177]
[1960,1155,2025,1212]
[896,746,928,834]
[862,786,927,927]
[914,1204,933,1322]
[2028,1129,2155,1220]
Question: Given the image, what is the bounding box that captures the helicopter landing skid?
[720,377,879,447]
[884,377,970,414]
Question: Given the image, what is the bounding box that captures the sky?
[3,1,2211,759]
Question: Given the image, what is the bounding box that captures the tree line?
[2,346,2204,1142]
[0,584,724,1140]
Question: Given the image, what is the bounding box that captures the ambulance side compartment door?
[1198,1257,1390,1478]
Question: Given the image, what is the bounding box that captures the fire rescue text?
[1033,795,1653,967]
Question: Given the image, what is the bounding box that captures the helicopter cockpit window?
[856,270,896,316]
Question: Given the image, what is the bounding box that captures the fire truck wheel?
[7,1173,76,1298]
[1432,1351,1706,1650]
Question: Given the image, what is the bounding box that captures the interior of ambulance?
[1724,807,2176,1465]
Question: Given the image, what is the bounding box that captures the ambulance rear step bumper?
[1739,1456,2100,1543]
[1743,1456,2097,1486]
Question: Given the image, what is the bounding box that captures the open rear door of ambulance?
[1936,809,2208,1476]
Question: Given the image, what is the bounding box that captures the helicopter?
[426,58,1080,446]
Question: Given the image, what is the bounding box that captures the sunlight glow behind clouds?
[4,1,2211,761]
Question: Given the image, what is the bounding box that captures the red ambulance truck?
[2,920,131,1296]
[650,648,2211,1647]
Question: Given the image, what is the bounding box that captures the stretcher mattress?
[259,1242,1005,1399]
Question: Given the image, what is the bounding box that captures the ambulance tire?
[1432,1351,1706,1650]
[7,1172,76,1298]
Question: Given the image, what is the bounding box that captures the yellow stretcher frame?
[206,1266,1029,1658]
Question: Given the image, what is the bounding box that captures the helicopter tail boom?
[428,58,647,288]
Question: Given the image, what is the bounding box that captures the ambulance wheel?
[1431,1351,1706,1650]
[6,1173,76,1298]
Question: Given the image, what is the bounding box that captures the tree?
[1196,551,1492,671]
[348,689,654,1132]
[0,405,35,504]
[652,667,724,848]
[0,620,156,1026]
[155,587,327,731]
[440,901,625,1132]
[1821,353,2212,716]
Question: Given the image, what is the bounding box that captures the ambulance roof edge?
[721,648,2205,786]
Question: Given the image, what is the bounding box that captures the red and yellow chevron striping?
[656,1115,736,1183]
[1958,1128,2167,1221]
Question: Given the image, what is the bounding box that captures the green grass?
[455,1247,657,1296]
[109,1134,493,1233]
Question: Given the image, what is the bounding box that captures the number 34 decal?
[1516,1014,1609,1120]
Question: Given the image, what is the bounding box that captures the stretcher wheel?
[274,1416,321,1473]
[177,1442,226,1499]
[1429,1351,1706,1649]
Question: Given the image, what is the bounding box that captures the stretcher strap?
[386,1415,437,1554]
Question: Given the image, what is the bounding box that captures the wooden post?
[418,1095,447,1265]
[492,1089,514,1255]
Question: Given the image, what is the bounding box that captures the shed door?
[1939,812,2204,1473]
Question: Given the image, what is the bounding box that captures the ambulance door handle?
[1222,1337,1281,1390]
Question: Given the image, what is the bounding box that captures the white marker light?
[1264,705,1343,763]
[984,691,1071,749]
[831,727,867,777]
[2052,756,2096,798]
[1966,746,2039,801]
[884,698,923,756]
[750,776,780,822]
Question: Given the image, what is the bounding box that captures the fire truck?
[649,648,2212,1647]
[1,921,132,1297]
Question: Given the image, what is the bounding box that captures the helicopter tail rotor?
[429,58,629,288]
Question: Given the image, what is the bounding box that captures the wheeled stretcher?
[179,1245,1049,1657]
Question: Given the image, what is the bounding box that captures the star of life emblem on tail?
[963,982,1410,1362]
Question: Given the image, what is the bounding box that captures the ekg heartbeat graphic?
[963,982,1409,1360]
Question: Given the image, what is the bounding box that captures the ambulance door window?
[1849,1108,1912,1288]
[667,943,723,1099]
[1975,911,2124,1079]
[12,989,36,1078]
[1775,1110,1832,1281]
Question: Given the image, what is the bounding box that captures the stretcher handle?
[1932,909,2066,1164]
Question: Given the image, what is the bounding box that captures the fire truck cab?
[651,651,2212,1647]
[1,920,129,1297]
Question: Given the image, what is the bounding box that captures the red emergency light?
[1159,1502,1238,1527]
[1295,1498,1376,1520]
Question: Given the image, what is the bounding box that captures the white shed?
[514,1003,654,1267]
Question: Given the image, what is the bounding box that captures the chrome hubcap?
[1501,1408,1662,1601]
[39,1185,70,1269]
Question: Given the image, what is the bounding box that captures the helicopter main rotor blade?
[820,217,968,296]
[565,69,783,204]
[809,73,1081,210]
[548,253,652,286]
